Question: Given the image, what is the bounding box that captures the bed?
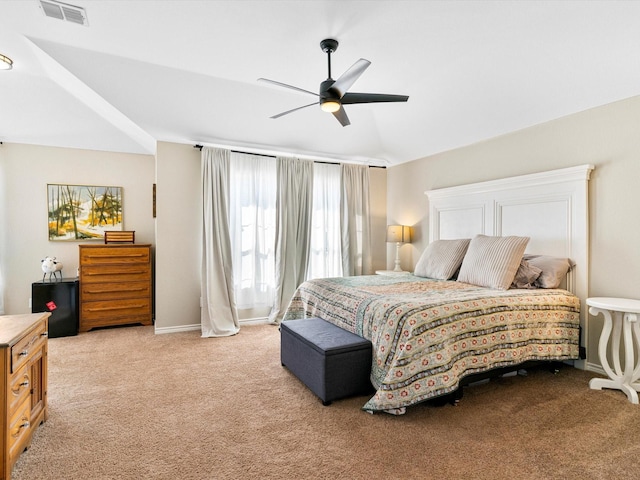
[283,164,594,414]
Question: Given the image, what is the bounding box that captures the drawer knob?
[11,376,30,395]
[11,419,30,438]
[18,349,29,357]
[41,331,49,337]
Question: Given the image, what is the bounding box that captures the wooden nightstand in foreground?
[1,312,50,479]
[587,297,640,404]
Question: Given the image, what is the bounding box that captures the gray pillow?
[413,239,471,280]
[523,254,575,288]
[457,235,530,290]
[511,259,543,289]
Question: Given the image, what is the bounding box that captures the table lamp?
[386,225,411,271]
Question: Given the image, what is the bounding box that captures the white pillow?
[457,235,530,290]
[414,239,470,280]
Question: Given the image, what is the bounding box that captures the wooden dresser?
[79,244,152,332]
[1,312,49,480]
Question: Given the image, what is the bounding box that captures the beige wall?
[387,94,640,369]
[369,166,388,273]
[154,142,202,332]
[0,143,155,315]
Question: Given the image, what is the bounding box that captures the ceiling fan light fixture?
[321,99,341,113]
[0,53,13,70]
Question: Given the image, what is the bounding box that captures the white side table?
[587,297,640,404]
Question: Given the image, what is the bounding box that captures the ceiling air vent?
[39,0,89,26]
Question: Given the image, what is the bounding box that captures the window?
[307,162,342,280]
[229,153,277,308]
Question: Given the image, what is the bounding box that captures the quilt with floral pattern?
[283,274,580,414]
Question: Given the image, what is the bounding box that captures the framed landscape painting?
[47,184,123,241]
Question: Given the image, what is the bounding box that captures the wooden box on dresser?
[1,312,50,480]
[79,244,152,332]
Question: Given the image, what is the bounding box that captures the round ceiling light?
[320,99,341,113]
[0,53,13,70]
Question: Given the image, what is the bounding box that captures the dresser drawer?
[81,264,151,283]
[80,246,150,265]
[11,320,47,374]
[9,366,31,415]
[8,398,31,461]
[81,281,150,302]
[81,298,151,321]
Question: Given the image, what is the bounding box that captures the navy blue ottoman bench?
[280,317,373,405]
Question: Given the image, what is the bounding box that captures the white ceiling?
[1,1,640,166]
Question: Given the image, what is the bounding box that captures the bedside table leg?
[611,311,623,376]
[591,307,615,380]
[625,313,640,403]
[589,307,640,404]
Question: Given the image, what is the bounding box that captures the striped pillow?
[414,239,470,280]
[457,235,529,289]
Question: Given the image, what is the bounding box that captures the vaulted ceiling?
[1,1,640,166]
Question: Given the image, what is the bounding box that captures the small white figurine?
[41,256,63,281]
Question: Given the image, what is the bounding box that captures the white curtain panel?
[229,152,277,308]
[340,164,373,276]
[268,157,314,324]
[200,147,240,337]
[307,162,342,280]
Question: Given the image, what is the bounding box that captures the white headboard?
[425,164,594,366]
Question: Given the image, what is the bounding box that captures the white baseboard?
[154,317,270,335]
[584,361,606,376]
[239,317,270,326]
[154,324,201,335]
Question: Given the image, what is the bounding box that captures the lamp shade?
[386,225,411,243]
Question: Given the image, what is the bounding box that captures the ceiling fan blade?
[331,59,371,97]
[341,92,409,104]
[258,78,318,97]
[270,101,319,119]
[332,106,351,127]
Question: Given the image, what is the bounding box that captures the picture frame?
[47,184,123,241]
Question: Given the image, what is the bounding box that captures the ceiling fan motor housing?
[320,79,340,100]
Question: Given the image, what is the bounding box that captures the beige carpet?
[11,324,640,480]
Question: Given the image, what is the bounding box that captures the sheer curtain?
[307,162,342,280]
[229,152,277,308]
[340,163,373,276]
[200,147,240,337]
[268,157,314,324]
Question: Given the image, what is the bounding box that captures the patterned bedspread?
[283,274,580,413]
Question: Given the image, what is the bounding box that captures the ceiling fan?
[258,38,409,127]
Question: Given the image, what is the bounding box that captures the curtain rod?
[193,144,386,169]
